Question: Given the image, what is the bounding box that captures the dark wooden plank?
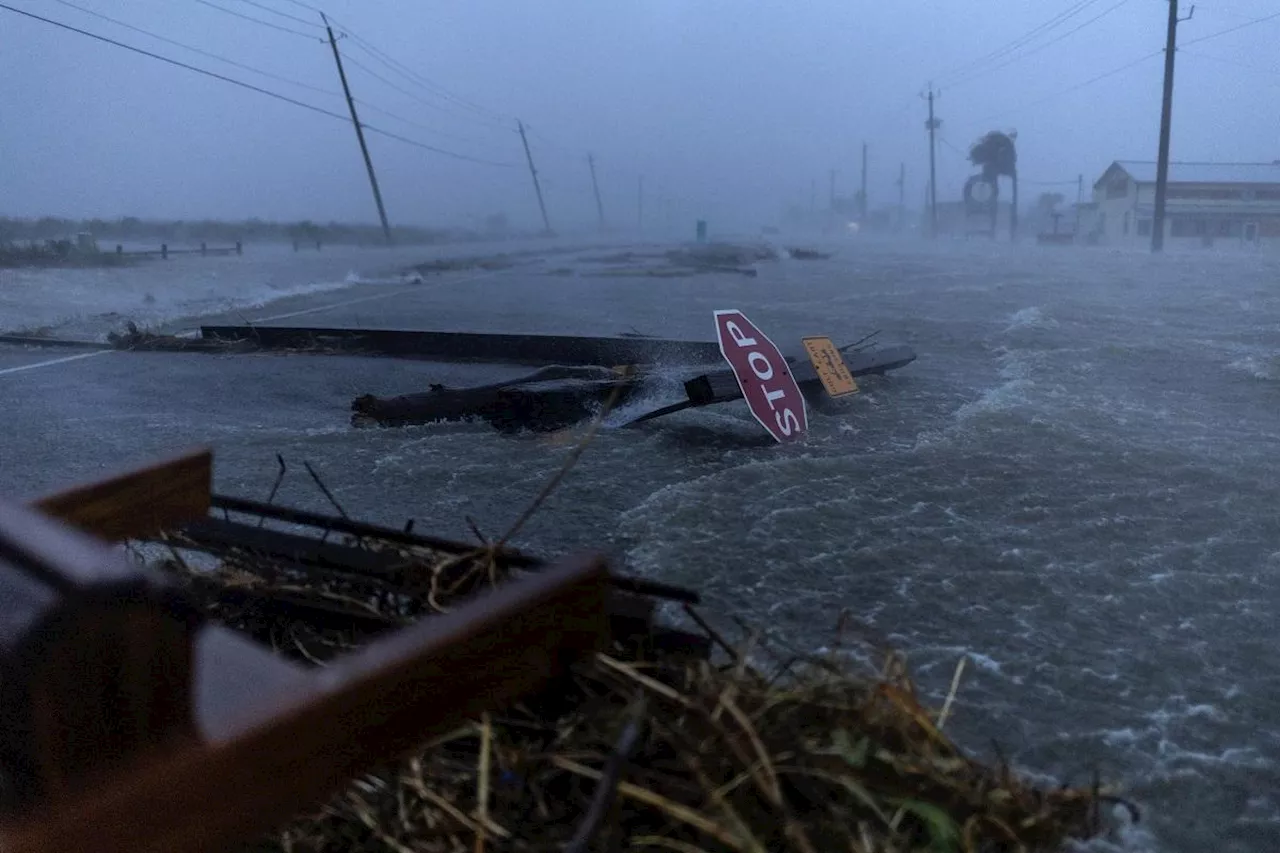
[0,555,609,853]
[0,336,110,351]
[684,344,917,404]
[207,494,541,568]
[182,511,701,605]
[178,517,411,580]
[200,325,725,366]
[34,448,213,543]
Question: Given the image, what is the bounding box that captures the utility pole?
[860,142,868,221]
[810,179,816,214]
[323,13,391,246]
[587,154,606,232]
[1152,0,1194,252]
[637,175,644,232]
[1076,173,1084,235]
[924,85,941,239]
[828,170,836,209]
[517,121,552,235]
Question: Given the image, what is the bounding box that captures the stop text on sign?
[713,309,808,443]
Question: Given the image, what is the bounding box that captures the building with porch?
[1081,161,1280,248]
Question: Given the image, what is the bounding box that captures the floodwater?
[5,236,1280,853]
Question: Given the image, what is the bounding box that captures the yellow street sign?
[802,336,858,398]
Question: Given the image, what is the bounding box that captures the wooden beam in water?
[684,344,917,405]
[199,325,725,366]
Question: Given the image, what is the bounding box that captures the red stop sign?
[713,309,808,443]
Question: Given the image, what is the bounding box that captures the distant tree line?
[0,214,520,247]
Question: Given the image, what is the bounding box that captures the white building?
[1081,161,1280,249]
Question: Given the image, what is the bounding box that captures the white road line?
[0,267,508,375]
[0,350,112,376]
[252,269,501,324]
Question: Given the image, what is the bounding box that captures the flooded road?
[4,237,1280,852]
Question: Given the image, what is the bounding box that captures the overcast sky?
[0,0,1275,232]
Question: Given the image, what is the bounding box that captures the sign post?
[713,309,807,443]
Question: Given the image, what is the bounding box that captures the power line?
[48,0,339,97]
[353,99,498,146]
[192,0,322,41]
[937,135,967,159]
[521,123,584,161]
[973,49,1162,124]
[367,124,515,167]
[231,0,325,29]
[339,52,510,131]
[52,0,509,152]
[341,37,512,128]
[1182,49,1280,77]
[948,0,1132,89]
[265,0,321,11]
[0,3,518,168]
[1181,9,1280,46]
[331,21,512,124]
[936,0,1103,84]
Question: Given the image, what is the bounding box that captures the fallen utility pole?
[322,13,392,246]
[517,120,553,235]
[588,154,606,231]
[1151,0,1194,252]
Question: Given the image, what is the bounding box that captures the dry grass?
[158,544,1122,853]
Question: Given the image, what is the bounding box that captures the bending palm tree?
[968,131,1019,241]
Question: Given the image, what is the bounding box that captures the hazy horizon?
[2,0,1275,232]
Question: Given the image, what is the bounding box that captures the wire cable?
[973,49,1162,124]
[353,99,498,147]
[231,0,324,29]
[1181,9,1280,47]
[48,0,339,97]
[0,3,518,167]
[935,0,1103,84]
[330,20,512,124]
[193,0,322,41]
[340,52,513,133]
[1181,49,1280,77]
[947,0,1132,90]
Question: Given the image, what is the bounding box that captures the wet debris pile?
[577,242,835,279]
[785,247,833,260]
[150,500,1126,853]
[108,322,256,353]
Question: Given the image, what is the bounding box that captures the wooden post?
[517,120,552,235]
[234,242,242,256]
[200,243,207,257]
[323,14,393,246]
[160,244,168,260]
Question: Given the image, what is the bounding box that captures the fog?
[0,0,1273,233]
